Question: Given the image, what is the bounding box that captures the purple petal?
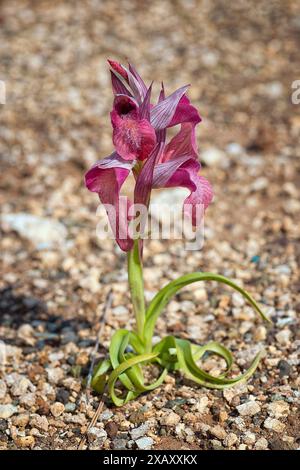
[128,63,148,100]
[158,82,165,103]
[139,82,153,121]
[161,123,198,162]
[85,152,134,251]
[108,59,129,80]
[110,70,133,97]
[134,143,163,207]
[150,85,189,130]
[169,95,202,127]
[152,156,213,225]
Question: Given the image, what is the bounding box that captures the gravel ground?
[0,0,299,451]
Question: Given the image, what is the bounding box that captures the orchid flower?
[85,60,270,406]
[85,59,211,251]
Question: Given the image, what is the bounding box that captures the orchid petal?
[150,85,189,130]
[139,82,153,121]
[158,82,165,103]
[153,156,213,225]
[110,70,133,97]
[108,59,128,81]
[134,143,163,207]
[169,95,202,127]
[161,123,198,162]
[85,152,134,251]
[128,63,148,100]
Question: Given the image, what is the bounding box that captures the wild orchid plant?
[85,60,270,406]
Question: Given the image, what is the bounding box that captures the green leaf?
[144,272,271,348]
[108,352,159,406]
[174,337,263,389]
[91,358,112,393]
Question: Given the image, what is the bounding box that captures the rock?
[275,330,291,345]
[278,360,292,378]
[136,437,154,450]
[10,375,33,397]
[105,421,119,438]
[35,396,50,415]
[113,438,128,450]
[64,402,76,412]
[19,392,36,407]
[46,367,64,384]
[242,431,256,445]
[49,351,64,362]
[130,423,149,440]
[0,404,18,419]
[0,379,7,400]
[50,402,65,417]
[237,401,261,416]
[12,413,30,428]
[160,411,181,426]
[201,147,227,167]
[250,177,268,192]
[195,396,209,413]
[0,419,7,432]
[254,437,268,450]
[64,413,86,425]
[224,433,238,447]
[211,439,224,450]
[30,415,49,432]
[1,213,67,249]
[265,81,283,98]
[99,410,113,421]
[253,326,267,341]
[13,435,35,448]
[17,324,36,346]
[210,425,227,440]
[269,437,294,450]
[226,142,243,156]
[87,427,107,449]
[150,188,189,223]
[267,400,289,418]
[232,292,245,308]
[56,388,70,404]
[264,417,285,433]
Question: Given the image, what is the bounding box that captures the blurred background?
[0,0,299,450]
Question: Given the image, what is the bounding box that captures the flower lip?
[114,95,137,116]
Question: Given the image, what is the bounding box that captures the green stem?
[127,239,146,341]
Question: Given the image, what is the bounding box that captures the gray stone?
[130,423,149,440]
[113,438,128,450]
[0,404,18,419]
[136,437,154,450]
[1,213,67,249]
[237,401,261,416]
[87,427,107,449]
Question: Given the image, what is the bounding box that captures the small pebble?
[160,411,181,426]
[237,401,261,416]
[0,404,18,419]
[264,417,285,433]
[130,423,149,440]
[136,437,154,450]
[50,402,65,417]
[255,437,268,450]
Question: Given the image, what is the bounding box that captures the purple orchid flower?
[85,60,213,251]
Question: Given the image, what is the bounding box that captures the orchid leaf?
[174,337,263,389]
[108,352,159,406]
[91,358,112,393]
[144,271,271,348]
